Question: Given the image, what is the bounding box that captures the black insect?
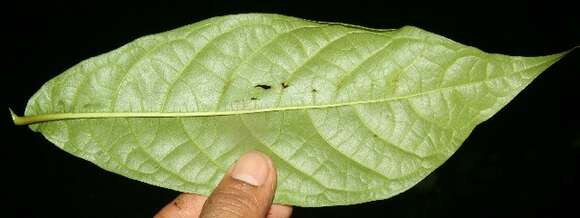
[254,84,272,90]
[281,82,289,89]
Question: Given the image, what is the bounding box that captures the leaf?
[12,13,570,207]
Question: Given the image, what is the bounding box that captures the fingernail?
[231,151,271,186]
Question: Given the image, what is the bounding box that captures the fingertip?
[200,151,279,218]
[154,193,207,218]
[267,204,293,218]
[231,151,273,186]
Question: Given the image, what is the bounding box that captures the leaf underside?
[21,13,567,206]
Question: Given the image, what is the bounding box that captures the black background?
[2,1,579,217]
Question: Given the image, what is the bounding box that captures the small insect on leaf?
[254,84,272,90]
[281,82,289,89]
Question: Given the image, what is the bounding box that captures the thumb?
[200,151,277,218]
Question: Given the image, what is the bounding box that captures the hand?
[155,151,292,218]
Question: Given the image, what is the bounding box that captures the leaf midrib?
[13,60,545,126]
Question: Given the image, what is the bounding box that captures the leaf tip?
[9,108,23,126]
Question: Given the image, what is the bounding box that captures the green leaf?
[13,13,570,206]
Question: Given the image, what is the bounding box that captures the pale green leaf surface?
[19,13,568,206]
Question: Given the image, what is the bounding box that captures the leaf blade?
[17,13,570,206]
